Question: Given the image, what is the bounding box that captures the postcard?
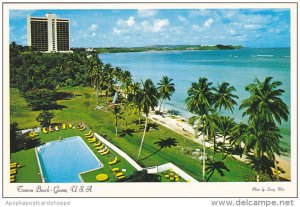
[2,1,298,198]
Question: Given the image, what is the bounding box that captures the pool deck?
[34,147,45,183]
[35,136,103,183]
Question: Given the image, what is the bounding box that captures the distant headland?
[74,44,243,54]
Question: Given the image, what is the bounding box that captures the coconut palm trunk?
[138,108,141,131]
[96,86,99,104]
[274,158,279,181]
[159,100,163,112]
[213,132,216,154]
[115,116,118,136]
[202,127,208,181]
[137,116,148,160]
[125,109,128,127]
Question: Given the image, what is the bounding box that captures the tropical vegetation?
[9,43,289,182]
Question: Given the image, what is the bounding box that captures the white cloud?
[243,24,263,30]
[141,19,169,32]
[170,26,183,34]
[192,18,214,32]
[227,29,236,35]
[204,18,214,27]
[137,9,157,18]
[189,9,212,17]
[153,19,169,32]
[126,16,135,27]
[177,15,187,23]
[89,24,98,32]
[117,16,135,27]
[192,24,202,32]
[112,27,122,35]
[221,10,239,18]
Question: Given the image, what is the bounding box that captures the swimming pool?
[36,136,102,183]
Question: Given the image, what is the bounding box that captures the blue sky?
[9,9,290,48]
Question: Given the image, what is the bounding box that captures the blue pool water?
[37,136,102,183]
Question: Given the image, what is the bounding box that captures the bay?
[100,48,291,153]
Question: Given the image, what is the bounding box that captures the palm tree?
[92,66,104,104]
[214,116,236,151]
[240,76,289,124]
[185,77,214,181]
[87,54,102,87]
[104,64,114,100]
[240,76,289,181]
[242,119,283,182]
[131,82,143,130]
[112,105,124,136]
[122,99,135,128]
[120,71,132,88]
[157,76,175,112]
[113,67,123,82]
[228,122,248,157]
[137,79,158,160]
[213,82,238,113]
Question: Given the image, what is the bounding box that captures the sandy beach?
[148,110,291,181]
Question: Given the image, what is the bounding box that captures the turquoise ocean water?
[100,48,291,152]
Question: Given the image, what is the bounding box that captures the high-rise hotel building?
[27,14,70,52]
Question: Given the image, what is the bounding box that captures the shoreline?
[148,110,291,181]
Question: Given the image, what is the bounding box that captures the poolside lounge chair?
[88,136,96,140]
[85,131,92,136]
[115,172,124,177]
[10,162,17,166]
[100,149,109,156]
[86,134,94,139]
[99,147,107,153]
[93,141,102,147]
[62,124,67,130]
[88,138,97,143]
[175,177,180,182]
[10,169,17,175]
[111,167,120,172]
[29,131,38,138]
[55,126,60,131]
[10,165,17,169]
[108,157,118,165]
[117,175,126,180]
[68,123,73,129]
[78,125,86,131]
[10,176,16,182]
[42,128,48,134]
[48,126,55,132]
[95,144,104,150]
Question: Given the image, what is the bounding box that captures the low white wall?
[146,163,198,182]
[94,133,143,171]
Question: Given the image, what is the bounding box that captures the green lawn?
[10,87,268,182]
[11,149,41,182]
